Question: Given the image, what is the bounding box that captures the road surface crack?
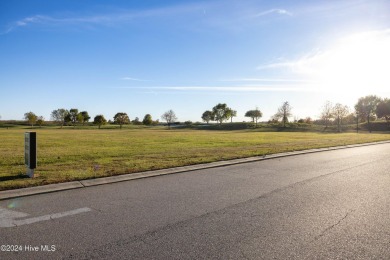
[313,209,354,241]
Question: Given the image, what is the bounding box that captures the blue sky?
[1,0,390,122]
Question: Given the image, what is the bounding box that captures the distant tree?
[51,109,69,128]
[24,112,37,128]
[297,118,312,124]
[343,113,357,125]
[113,112,130,129]
[376,98,390,128]
[36,116,45,128]
[268,118,279,124]
[226,108,237,123]
[212,103,230,125]
[132,117,141,125]
[305,117,313,124]
[245,108,263,127]
[201,110,213,124]
[93,115,107,129]
[142,114,153,125]
[64,113,72,126]
[274,101,292,127]
[77,113,83,125]
[161,109,177,129]
[355,95,381,132]
[68,108,79,128]
[333,103,349,132]
[79,111,91,126]
[320,101,334,129]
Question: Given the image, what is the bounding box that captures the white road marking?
[0,207,92,228]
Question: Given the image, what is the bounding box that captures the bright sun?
[313,30,390,95]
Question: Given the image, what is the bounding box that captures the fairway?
[0,128,389,190]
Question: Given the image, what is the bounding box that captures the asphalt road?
[1,143,390,259]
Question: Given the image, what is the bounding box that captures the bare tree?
[274,101,292,127]
[333,103,349,132]
[161,109,178,129]
[320,101,334,130]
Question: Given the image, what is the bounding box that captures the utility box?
[25,132,37,177]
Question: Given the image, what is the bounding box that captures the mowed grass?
[0,127,389,190]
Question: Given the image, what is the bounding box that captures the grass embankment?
[0,127,389,190]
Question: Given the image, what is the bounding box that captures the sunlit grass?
[0,127,389,190]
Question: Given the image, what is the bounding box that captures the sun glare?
[314,30,390,95]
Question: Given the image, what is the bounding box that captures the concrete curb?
[1,140,389,201]
[0,181,83,200]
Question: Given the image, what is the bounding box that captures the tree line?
[21,109,178,129]
[201,95,390,132]
[17,95,390,131]
[201,101,292,128]
[319,95,390,132]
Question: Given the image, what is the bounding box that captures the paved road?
[1,143,390,259]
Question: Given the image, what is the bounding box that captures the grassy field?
[0,127,389,190]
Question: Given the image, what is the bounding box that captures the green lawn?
[0,127,389,190]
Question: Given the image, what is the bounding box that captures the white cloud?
[2,3,208,34]
[255,9,292,17]
[219,78,313,83]
[2,3,295,35]
[121,77,150,81]
[3,15,47,34]
[119,85,313,92]
[17,16,45,26]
